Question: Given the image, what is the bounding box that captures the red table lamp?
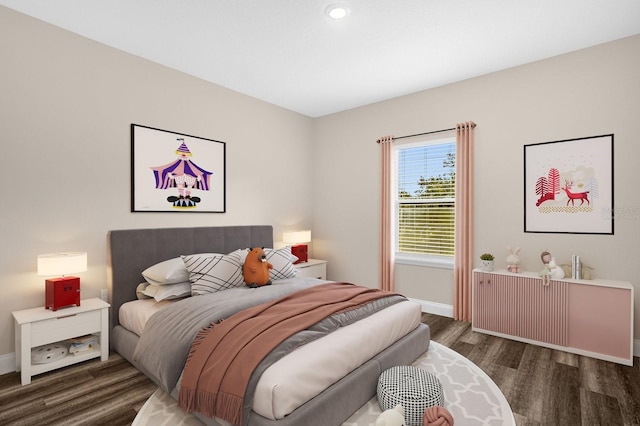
[283,230,311,264]
[37,252,87,311]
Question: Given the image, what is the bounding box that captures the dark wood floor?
[1,314,638,425]
[0,353,156,425]
[423,313,640,426]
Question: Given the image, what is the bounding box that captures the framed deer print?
[524,134,613,234]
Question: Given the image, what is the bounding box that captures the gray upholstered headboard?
[106,225,273,331]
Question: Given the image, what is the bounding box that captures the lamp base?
[45,276,81,311]
[291,244,308,264]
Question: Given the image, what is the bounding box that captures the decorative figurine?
[539,251,552,286]
[548,257,565,280]
[506,247,521,273]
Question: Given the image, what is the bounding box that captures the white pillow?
[182,251,245,295]
[264,246,297,280]
[136,282,152,300]
[142,257,190,286]
[143,282,191,301]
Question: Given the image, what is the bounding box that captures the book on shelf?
[67,334,100,344]
[67,334,99,345]
[67,334,99,354]
[69,344,97,355]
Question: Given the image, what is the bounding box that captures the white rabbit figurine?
[548,257,565,279]
[506,246,521,273]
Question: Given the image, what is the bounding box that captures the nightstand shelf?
[29,343,103,376]
[13,297,110,385]
[294,258,328,280]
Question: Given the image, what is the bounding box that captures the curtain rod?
[377,122,476,143]
[394,127,456,141]
[376,127,455,143]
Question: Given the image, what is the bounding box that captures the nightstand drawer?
[295,259,327,280]
[31,310,101,347]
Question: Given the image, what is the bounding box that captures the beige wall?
[314,35,640,340]
[0,7,314,357]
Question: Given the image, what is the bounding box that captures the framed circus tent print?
[131,124,226,213]
[524,134,613,234]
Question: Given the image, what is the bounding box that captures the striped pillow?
[182,251,244,295]
[264,246,297,280]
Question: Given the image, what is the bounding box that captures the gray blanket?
[134,278,330,393]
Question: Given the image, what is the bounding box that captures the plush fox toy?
[243,247,273,288]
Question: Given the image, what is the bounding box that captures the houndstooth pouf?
[377,366,444,426]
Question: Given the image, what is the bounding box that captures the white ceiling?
[2,0,640,117]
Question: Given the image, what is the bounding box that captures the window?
[394,138,455,267]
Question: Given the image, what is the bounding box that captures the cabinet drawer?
[568,284,632,360]
[31,310,101,347]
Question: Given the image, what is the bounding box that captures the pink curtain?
[453,122,476,321]
[378,135,395,292]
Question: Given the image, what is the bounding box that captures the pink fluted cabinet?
[472,269,634,366]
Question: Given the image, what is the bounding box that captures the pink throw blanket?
[179,282,396,425]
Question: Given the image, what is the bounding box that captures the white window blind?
[395,140,455,259]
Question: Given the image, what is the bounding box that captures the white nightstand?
[12,297,110,385]
[294,258,328,280]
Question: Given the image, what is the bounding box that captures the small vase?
[481,260,494,272]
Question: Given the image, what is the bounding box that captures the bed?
[107,225,430,426]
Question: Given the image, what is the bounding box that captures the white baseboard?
[410,298,640,358]
[409,298,453,318]
[0,352,15,376]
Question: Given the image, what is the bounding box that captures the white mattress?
[120,296,421,421]
[254,299,420,420]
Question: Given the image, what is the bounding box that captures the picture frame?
[524,134,613,234]
[131,124,226,213]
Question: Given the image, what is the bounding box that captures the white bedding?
[119,298,174,336]
[120,293,421,421]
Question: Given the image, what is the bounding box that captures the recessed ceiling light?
[325,3,349,20]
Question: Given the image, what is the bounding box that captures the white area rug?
[133,342,515,426]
